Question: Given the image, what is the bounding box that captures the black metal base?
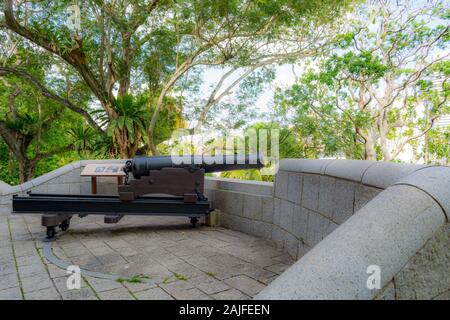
[13,193,212,238]
[190,217,199,228]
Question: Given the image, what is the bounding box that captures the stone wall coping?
[0,159,126,196]
[280,159,433,189]
[324,159,377,183]
[79,159,127,166]
[206,176,273,196]
[27,162,79,190]
[256,183,447,299]
[1,159,272,197]
[280,159,335,175]
[1,158,442,196]
[0,181,11,195]
[1,158,444,196]
[2,158,449,299]
[394,166,450,220]
[362,162,431,189]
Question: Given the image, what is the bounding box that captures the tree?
[0,139,19,185]
[426,126,450,164]
[415,60,450,163]
[219,122,305,181]
[2,0,354,157]
[276,0,449,161]
[0,76,82,182]
[0,32,90,182]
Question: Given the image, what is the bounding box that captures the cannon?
[119,154,263,201]
[129,154,264,178]
[12,154,264,238]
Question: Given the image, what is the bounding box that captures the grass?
[116,274,151,284]
[162,276,172,284]
[172,272,188,281]
[6,217,25,300]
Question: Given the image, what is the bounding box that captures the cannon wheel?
[46,226,56,239]
[59,219,70,231]
[190,217,199,228]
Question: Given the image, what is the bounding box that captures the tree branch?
[0,66,105,135]
[33,144,76,163]
[4,0,113,116]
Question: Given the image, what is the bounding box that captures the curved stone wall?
[213,159,434,260]
[205,177,275,240]
[375,222,450,300]
[256,163,450,300]
[0,160,126,215]
[1,159,448,300]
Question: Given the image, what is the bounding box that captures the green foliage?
[152,96,185,147]
[108,94,147,144]
[221,169,265,181]
[335,51,387,80]
[0,34,91,182]
[93,93,183,154]
[172,272,188,281]
[427,127,450,163]
[274,75,365,159]
[217,122,305,181]
[0,141,19,185]
[1,0,401,184]
[33,152,83,179]
[116,274,151,284]
[68,125,97,155]
[274,1,449,162]
[3,0,354,156]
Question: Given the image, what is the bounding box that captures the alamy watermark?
[67,4,81,35]
[168,128,280,175]
[366,265,381,290]
[66,265,81,290]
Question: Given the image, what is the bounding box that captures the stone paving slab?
[135,286,174,300]
[223,275,266,297]
[96,287,135,300]
[0,215,294,300]
[211,288,250,300]
[0,286,22,300]
[24,286,61,300]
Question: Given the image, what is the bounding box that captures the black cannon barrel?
[130,153,264,178]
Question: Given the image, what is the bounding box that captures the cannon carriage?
[12,154,264,238]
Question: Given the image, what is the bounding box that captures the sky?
[196,0,449,126]
[196,64,302,128]
[188,0,449,163]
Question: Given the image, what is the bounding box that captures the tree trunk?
[379,141,392,161]
[118,33,132,98]
[356,127,377,160]
[379,131,392,161]
[363,138,377,160]
[148,133,158,156]
[18,158,35,183]
[113,128,140,158]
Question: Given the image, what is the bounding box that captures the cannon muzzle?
[129,153,264,178]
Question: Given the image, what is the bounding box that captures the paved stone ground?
[0,214,294,300]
